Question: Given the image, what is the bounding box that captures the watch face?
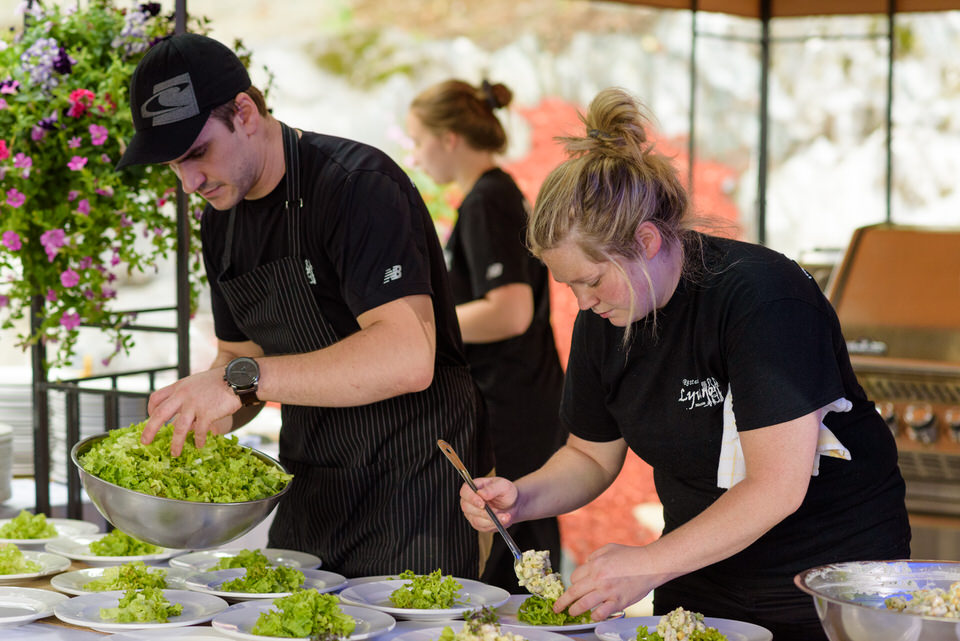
[227,358,258,388]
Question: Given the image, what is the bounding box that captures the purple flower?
[95,186,114,198]
[60,312,81,330]
[83,288,95,300]
[60,269,79,288]
[67,190,79,202]
[101,286,116,299]
[0,78,18,94]
[2,230,21,251]
[13,153,31,169]
[46,289,57,302]
[38,111,58,131]
[76,199,90,215]
[67,156,87,171]
[0,295,8,308]
[30,126,45,142]
[68,136,81,149]
[78,256,93,269]
[52,46,74,75]
[100,154,110,164]
[6,189,25,208]
[110,250,120,266]
[0,98,7,110]
[40,229,65,262]
[89,124,108,146]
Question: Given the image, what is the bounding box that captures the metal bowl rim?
[795,559,960,625]
[70,432,291,507]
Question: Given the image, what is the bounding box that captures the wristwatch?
[224,357,261,406]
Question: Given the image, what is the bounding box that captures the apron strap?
[220,121,304,273]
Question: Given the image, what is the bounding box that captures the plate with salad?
[45,531,183,567]
[212,591,396,640]
[49,562,193,595]
[0,586,69,628]
[595,612,772,641]
[53,587,229,633]
[390,621,575,641]
[0,544,71,582]
[184,567,348,601]
[0,510,100,549]
[169,547,321,572]
[338,570,511,621]
[495,594,619,632]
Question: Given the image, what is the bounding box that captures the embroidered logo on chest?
[677,377,723,410]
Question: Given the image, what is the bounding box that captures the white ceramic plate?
[0,518,100,549]
[595,615,773,641]
[169,548,321,572]
[496,595,621,632]
[54,588,228,633]
[212,601,396,641]
[50,565,193,596]
[391,622,574,641]
[0,551,71,582]
[338,578,511,621]
[184,567,348,601]
[108,627,236,640]
[342,574,395,589]
[0,586,68,628]
[45,534,183,567]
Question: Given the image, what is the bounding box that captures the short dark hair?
[210,86,269,131]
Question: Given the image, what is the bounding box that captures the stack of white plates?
[49,390,147,483]
[0,368,37,476]
[0,423,13,503]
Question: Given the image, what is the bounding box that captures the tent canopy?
[606,0,960,18]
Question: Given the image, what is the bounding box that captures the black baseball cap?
[116,33,251,169]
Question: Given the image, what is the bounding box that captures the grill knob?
[904,403,937,444]
[876,401,897,436]
[947,407,960,442]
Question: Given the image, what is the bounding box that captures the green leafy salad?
[517,595,592,626]
[438,607,527,641]
[209,548,272,571]
[389,569,464,609]
[99,586,183,623]
[221,564,305,593]
[84,561,168,591]
[0,510,57,539]
[0,543,40,575]
[251,589,355,638]
[89,529,162,556]
[635,607,727,641]
[79,421,293,502]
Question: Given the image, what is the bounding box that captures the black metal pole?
[688,3,698,193]
[757,0,771,245]
[175,0,191,379]
[65,388,81,519]
[30,295,50,515]
[885,1,895,224]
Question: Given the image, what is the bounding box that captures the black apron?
[216,124,481,578]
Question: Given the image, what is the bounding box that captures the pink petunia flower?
[46,289,57,302]
[78,256,92,269]
[67,190,79,202]
[100,154,110,163]
[76,199,90,215]
[68,136,81,149]
[0,295,8,308]
[0,139,8,161]
[0,98,7,110]
[6,189,25,208]
[30,126,45,142]
[0,79,18,94]
[67,156,87,171]
[2,230,21,251]
[60,269,80,288]
[89,124,108,146]
[95,186,113,197]
[12,153,31,169]
[40,229,66,262]
[60,312,81,330]
[67,89,95,118]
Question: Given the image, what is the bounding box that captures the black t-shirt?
[201,131,466,369]
[563,234,908,578]
[445,168,565,474]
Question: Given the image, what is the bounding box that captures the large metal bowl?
[71,433,291,550]
[795,560,960,641]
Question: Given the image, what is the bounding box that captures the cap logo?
[140,72,199,127]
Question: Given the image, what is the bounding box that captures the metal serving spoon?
[436,439,548,597]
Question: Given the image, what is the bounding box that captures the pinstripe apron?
[216,124,481,578]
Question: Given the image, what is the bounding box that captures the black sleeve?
[324,170,435,316]
[200,208,247,342]
[725,298,847,430]
[560,313,622,442]
[458,191,532,299]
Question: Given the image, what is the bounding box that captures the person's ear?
[234,92,259,134]
[441,130,459,151]
[635,221,663,260]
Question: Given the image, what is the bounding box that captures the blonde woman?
[457,87,909,641]
[407,79,567,590]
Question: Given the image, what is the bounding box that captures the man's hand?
[143,367,242,456]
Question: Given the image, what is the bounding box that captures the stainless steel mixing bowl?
[795,560,960,641]
[71,433,291,550]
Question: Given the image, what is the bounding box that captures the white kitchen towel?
[716,392,852,489]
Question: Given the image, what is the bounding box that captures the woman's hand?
[555,543,664,622]
[458,476,519,531]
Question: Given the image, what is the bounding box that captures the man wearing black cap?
[120,33,486,578]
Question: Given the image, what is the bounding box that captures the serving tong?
[436,439,547,598]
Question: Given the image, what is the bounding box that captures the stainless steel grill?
[826,224,960,559]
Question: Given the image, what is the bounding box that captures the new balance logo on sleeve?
[383,265,402,283]
[486,262,503,280]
